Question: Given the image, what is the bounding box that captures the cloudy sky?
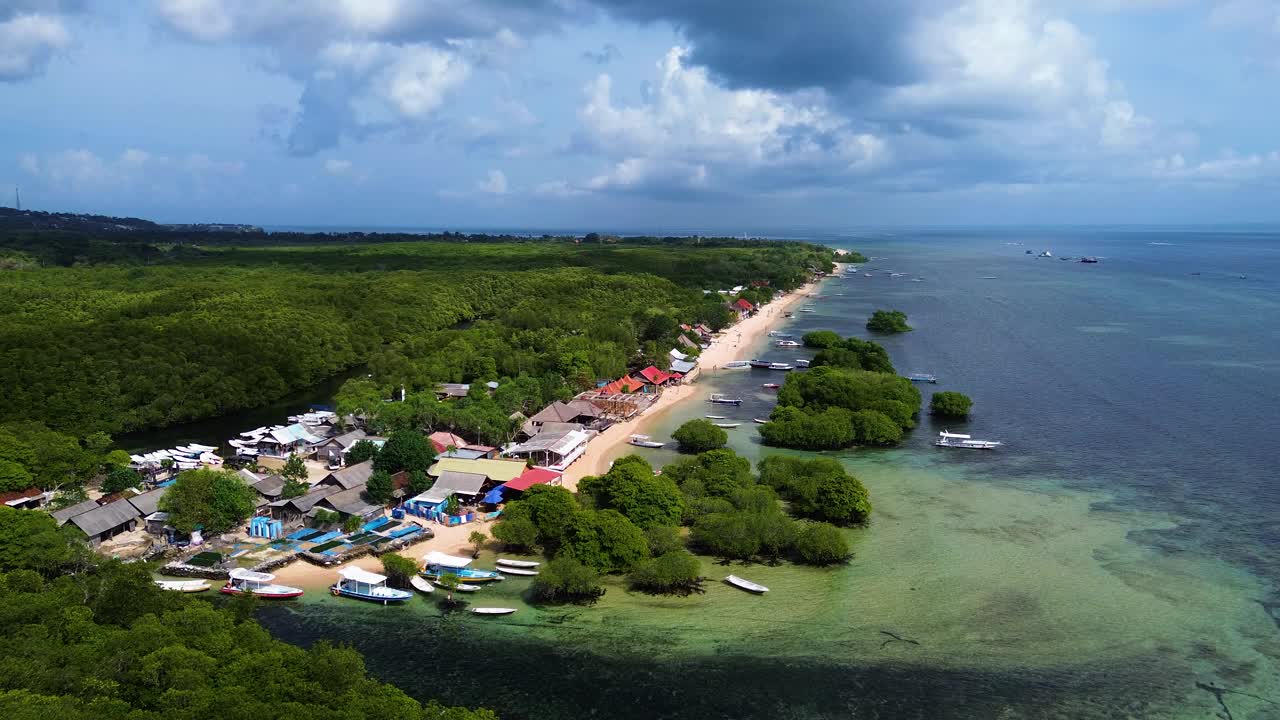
[2,0,1279,229]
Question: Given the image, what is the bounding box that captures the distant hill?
[0,207,261,234]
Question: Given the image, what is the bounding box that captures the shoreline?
[266,268,836,590]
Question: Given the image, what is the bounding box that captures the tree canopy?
[930,391,974,418]
[760,366,920,450]
[671,419,728,454]
[578,455,685,529]
[866,309,913,334]
[156,468,257,534]
[374,430,437,475]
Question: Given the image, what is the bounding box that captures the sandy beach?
[268,269,835,590]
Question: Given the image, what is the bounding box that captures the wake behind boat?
[725,575,769,594]
[935,430,1002,450]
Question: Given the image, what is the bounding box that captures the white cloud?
[477,169,508,195]
[1151,150,1280,183]
[324,158,352,175]
[380,45,470,118]
[20,148,244,189]
[0,13,71,82]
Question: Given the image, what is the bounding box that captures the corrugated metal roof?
[321,459,374,489]
[50,499,101,526]
[318,486,380,517]
[69,500,141,537]
[127,487,168,516]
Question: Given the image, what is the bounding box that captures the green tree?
[558,509,648,573]
[379,552,418,589]
[492,513,538,550]
[374,430,436,474]
[794,522,852,565]
[100,465,142,495]
[671,419,728,454]
[0,506,85,576]
[930,390,974,418]
[850,409,904,446]
[629,549,703,595]
[468,529,487,558]
[0,459,33,493]
[342,515,362,533]
[802,330,842,348]
[365,470,394,505]
[578,455,685,529]
[157,469,256,534]
[644,525,684,556]
[866,309,912,333]
[664,448,754,500]
[529,556,605,604]
[279,453,309,499]
[407,469,432,496]
[344,439,380,465]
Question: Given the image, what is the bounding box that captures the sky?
[2,0,1279,230]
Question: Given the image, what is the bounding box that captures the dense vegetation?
[0,422,118,498]
[759,364,921,450]
[930,391,974,418]
[0,506,494,719]
[529,556,606,603]
[157,468,257,534]
[809,336,896,374]
[671,419,728,454]
[866,309,912,334]
[758,456,872,526]
[0,231,833,437]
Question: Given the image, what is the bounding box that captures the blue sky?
[2,0,1279,229]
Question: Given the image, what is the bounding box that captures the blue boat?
[421,550,505,583]
[330,567,412,604]
[905,373,938,384]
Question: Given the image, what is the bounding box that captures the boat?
[795,359,811,368]
[748,359,772,369]
[904,373,937,384]
[331,567,413,605]
[1080,256,1099,264]
[497,566,539,576]
[705,414,727,419]
[713,422,741,429]
[935,430,1003,450]
[768,363,794,371]
[761,383,781,390]
[422,550,504,582]
[220,568,304,599]
[797,308,816,313]
[864,273,873,277]
[775,340,801,348]
[154,579,210,593]
[911,278,924,282]
[472,607,517,615]
[982,276,998,279]
[708,394,743,405]
[433,580,480,592]
[753,418,769,424]
[496,558,541,568]
[725,575,769,594]
[410,576,435,594]
[722,360,752,369]
[767,331,794,338]
[1039,250,1053,257]
[628,434,665,448]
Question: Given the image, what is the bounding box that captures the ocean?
[257,229,1280,719]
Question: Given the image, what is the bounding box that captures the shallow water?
[260,230,1280,719]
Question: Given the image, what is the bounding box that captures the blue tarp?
[307,530,342,545]
[362,517,390,532]
[483,486,506,504]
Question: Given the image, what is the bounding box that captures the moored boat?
[221,568,304,599]
[472,607,517,615]
[708,394,743,405]
[331,567,413,605]
[725,575,768,594]
[935,430,1002,450]
[775,340,801,348]
[905,373,937,383]
[722,360,752,369]
[705,414,727,419]
[497,566,539,576]
[795,359,811,368]
[421,550,504,582]
[496,558,541,568]
[753,418,769,424]
[628,434,665,448]
[155,579,210,593]
[410,576,435,594]
[768,363,794,371]
[761,383,781,389]
[713,422,741,429]
[748,359,772,369]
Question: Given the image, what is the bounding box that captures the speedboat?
[154,579,210,593]
[775,340,801,348]
[935,431,1002,450]
[331,567,413,605]
[904,373,937,384]
[725,575,769,594]
[708,394,743,405]
[220,568,304,599]
[795,359,811,368]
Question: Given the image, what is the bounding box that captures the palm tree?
[468,530,486,558]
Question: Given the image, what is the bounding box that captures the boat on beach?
[708,394,743,405]
[628,434,665,448]
[154,579,211,593]
[905,373,937,383]
[221,568,304,599]
[472,607,517,615]
[496,558,541,568]
[935,430,1002,450]
[725,575,769,594]
[331,567,413,605]
[410,576,435,594]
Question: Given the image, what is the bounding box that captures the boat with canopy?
[220,568,304,599]
[331,567,412,604]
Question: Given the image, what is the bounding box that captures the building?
[637,365,675,386]
[313,428,370,467]
[314,485,383,521]
[267,485,340,524]
[670,358,697,375]
[67,500,142,546]
[50,498,100,527]
[503,428,592,471]
[524,400,604,436]
[733,298,756,318]
[483,467,563,505]
[249,474,287,507]
[0,487,48,510]
[256,423,325,458]
[317,459,375,491]
[428,431,468,454]
[403,469,489,519]
[600,375,646,395]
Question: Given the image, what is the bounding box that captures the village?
[12,277,824,603]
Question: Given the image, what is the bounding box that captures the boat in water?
[472,607,517,615]
[434,580,480,592]
[628,434,665,448]
[904,373,937,384]
[497,566,539,576]
[1080,256,1099,264]
[753,418,769,424]
[935,430,1003,450]
[154,579,210,593]
[221,568,304,599]
[331,567,413,605]
[713,422,741,429]
[422,550,504,582]
[410,576,435,594]
[795,359,811,368]
[708,394,743,405]
[725,575,769,594]
[768,363,794,371]
[497,558,541,569]
[775,340,801,348]
[797,308,816,313]
[762,383,781,390]
[722,360,752,370]
[748,359,773,369]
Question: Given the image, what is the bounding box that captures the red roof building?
[637,365,674,385]
[428,431,468,453]
[504,467,563,492]
[735,298,755,312]
[601,375,646,394]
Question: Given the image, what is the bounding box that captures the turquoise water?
[260,230,1280,718]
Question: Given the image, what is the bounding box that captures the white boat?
[768,363,794,371]
[753,418,769,424]
[775,340,801,348]
[628,434,665,448]
[935,431,1003,450]
[496,558,541,568]
[433,580,481,592]
[221,568,304,599]
[154,579,211,593]
[708,394,743,405]
[761,383,781,389]
[713,422,741,429]
[705,414,727,420]
[905,373,937,384]
[498,566,539,576]
[410,576,435,594]
[722,360,752,370]
[472,607,518,615]
[795,359,811,368]
[725,575,769,594]
[797,308,816,313]
[331,567,413,604]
